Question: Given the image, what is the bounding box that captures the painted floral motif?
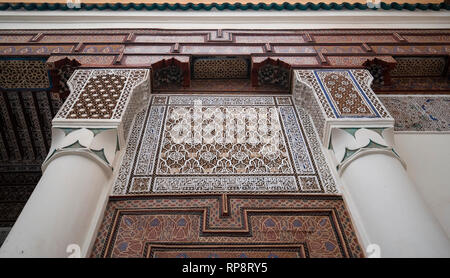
[91,195,364,258]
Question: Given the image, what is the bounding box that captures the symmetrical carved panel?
[112,95,338,195]
[91,194,364,258]
[192,57,249,79]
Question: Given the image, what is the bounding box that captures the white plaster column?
[341,152,450,257]
[0,68,150,258]
[294,69,450,257]
[0,154,109,257]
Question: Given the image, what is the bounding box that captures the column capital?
[293,69,394,146]
[42,127,119,172]
[293,69,404,173]
[43,68,150,172]
[328,127,405,174]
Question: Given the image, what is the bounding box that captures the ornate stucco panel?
[293,69,394,145]
[43,68,151,172]
[293,69,402,173]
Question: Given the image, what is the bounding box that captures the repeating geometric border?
[0,2,448,11]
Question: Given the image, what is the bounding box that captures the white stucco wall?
[394,133,450,238]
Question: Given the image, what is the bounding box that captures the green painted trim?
[60,128,77,135]
[369,127,386,137]
[0,2,448,11]
[91,148,109,164]
[89,128,112,135]
[64,140,85,149]
[342,147,358,162]
[341,127,387,138]
[342,128,359,137]
[340,139,388,162]
[365,139,387,149]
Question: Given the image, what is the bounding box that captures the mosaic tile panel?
[156,106,292,175]
[275,97,292,106]
[390,56,447,77]
[56,69,148,120]
[167,96,275,106]
[192,57,249,79]
[0,58,50,90]
[350,69,391,119]
[66,74,127,119]
[152,176,298,193]
[315,70,376,118]
[112,95,338,195]
[91,195,364,258]
[295,107,339,194]
[323,71,374,117]
[296,69,391,120]
[279,106,314,174]
[379,95,450,132]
